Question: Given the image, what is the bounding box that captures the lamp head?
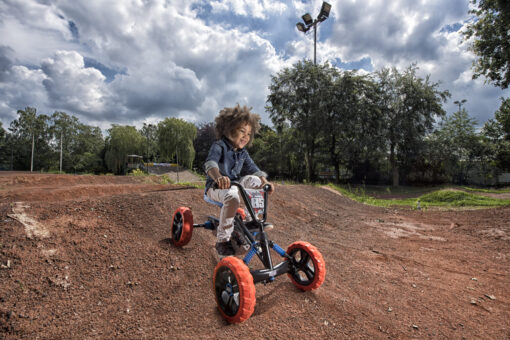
[318,2,331,21]
[302,13,313,26]
[296,22,307,32]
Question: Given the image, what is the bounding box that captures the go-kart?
[170,182,326,323]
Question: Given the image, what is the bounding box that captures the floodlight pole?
[31,134,34,172]
[314,23,317,65]
[60,131,63,174]
[454,99,467,112]
[296,2,331,65]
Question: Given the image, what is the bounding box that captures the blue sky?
[0,0,509,132]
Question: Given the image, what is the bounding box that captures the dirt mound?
[0,173,509,339]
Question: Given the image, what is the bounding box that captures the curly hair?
[214,104,261,147]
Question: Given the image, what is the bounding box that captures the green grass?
[327,184,510,209]
[419,190,510,207]
[460,186,510,193]
[326,184,417,208]
[176,181,205,189]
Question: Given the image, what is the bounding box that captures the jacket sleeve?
[241,151,267,178]
[204,142,222,174]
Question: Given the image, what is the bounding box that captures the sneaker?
[215,241,235,258]
[263,222,274,231]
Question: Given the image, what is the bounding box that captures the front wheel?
[213,256,256,323]
[171,207,193,247]
[287,241,326,291]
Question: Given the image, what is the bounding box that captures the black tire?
[171,207,193,247]
[287,241,326,291]
[213,256,256,323]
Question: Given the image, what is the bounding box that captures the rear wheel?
[213,256,256,323]
[171,207,193,247]
[287,241,326,291]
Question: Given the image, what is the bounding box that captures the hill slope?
[1,172,509,338]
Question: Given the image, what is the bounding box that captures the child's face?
[229,122,251,149]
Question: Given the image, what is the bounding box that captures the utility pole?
[175,131,179,183]
[60,131,63,173]
[30,133,34,172]
[176,145,179,183]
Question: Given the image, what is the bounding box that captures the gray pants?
[206,175,262,242]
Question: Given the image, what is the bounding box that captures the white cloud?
[0,64,48,123]
[324,0,509,124]
[209,0,287,19]
[0,0,509,132]
[40,50,108,114]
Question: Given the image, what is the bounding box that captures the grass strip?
[327,184,510,209]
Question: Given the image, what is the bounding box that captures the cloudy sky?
[1,0,509,132]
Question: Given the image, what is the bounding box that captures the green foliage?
[265,61,450,185]
[8,107,52,171]
[157,118,197,169]
[193,122,215,172]
[375,65,450,186]
[419,189,510,206]
[129,168,146,176]
[159,174,173,184]
[482,97,510,170]
[140,123,159,162]
[249,124,281,178]
[267,60,333,182]
[431,109,480,183]
[105,125,144,174]
[464,0,510,89]
[328,184,510,208]
[48,111,106,173]
[461,186,510,193]
[327,184,417,208]
[0,122,7,169]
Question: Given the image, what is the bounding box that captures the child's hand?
[260,177,275,194]
[215,176,231,189]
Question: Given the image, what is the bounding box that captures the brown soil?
[0,172,509,339]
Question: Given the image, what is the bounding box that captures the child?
[204,104,275,258]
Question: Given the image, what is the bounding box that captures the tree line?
[262,61,509,185]
[0,61,508,185]
[1,1,509,184]
[0,108,198,175]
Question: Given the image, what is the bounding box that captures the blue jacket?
[204,137,267,192]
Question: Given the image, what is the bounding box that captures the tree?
[8,107,51,171]
[248,124,282,179]
[47,111,106,174]
[464,0,510,88]
[375,65,450,186]
[0,122,8,169]
[267,60,332,182]
[73,124,105,173]
[104,125,144,174]
[157,118,197,169]
[321,70,384,183]
[49,111,79,172]
[434,109,480,184]
[193,122,216,172]
[483,97,510,170]
[140,123,159,163]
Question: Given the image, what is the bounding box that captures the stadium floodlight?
[296,2,332,64]
[302,13,313,26]
[453,99,467,112]
[318,2,331,21]
[296,22,307,33]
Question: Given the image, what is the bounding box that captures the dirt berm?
[0,172,509,339]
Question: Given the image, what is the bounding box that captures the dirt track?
[0,172,509,339]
